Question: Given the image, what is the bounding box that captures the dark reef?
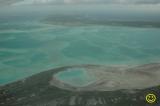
[44,14,160,28]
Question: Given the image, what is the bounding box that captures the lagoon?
[0,5,160,85]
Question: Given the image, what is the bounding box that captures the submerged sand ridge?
[50,63,160,91]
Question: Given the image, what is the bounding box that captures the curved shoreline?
[49,63,160,91]
[0,63,160,106]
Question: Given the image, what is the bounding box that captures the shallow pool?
[55,68,96,87]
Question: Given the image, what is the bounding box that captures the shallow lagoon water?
[0,22,160,85]
[55,68,96,87]
[0,6,160,85]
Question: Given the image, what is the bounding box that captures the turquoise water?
[0,21,160,85]
[0,5,160,85]
[55,68,95,87]
[0,23,160,84]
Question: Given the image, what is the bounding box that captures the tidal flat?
[0,63,160,106]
